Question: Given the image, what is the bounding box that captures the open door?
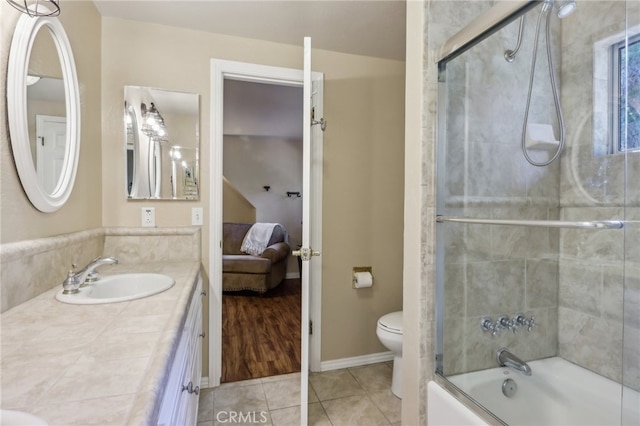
[293,36,323,425]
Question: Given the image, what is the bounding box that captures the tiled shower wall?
[439,2,561,375]
[558,0,640,390]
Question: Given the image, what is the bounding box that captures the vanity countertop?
[0,260,201,425]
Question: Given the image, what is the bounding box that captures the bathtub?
[436,357,640,426]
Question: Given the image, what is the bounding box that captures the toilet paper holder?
[352,266,373,288]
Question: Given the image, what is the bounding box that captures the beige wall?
[101,18,405,361]
[1,1,102,243]
[223,177,256,224]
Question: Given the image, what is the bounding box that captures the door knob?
[292,247,320,261]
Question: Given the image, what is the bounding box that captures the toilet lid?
[378,311,402,334]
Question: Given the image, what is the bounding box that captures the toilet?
[376,311,403,398]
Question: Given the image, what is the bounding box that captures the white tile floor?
[197,362,401,426]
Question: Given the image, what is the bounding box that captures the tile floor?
[197,362,401,426]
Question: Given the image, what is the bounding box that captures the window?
[593,29,640,156]
[612,33,640,153]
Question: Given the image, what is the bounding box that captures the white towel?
[241,223,280,256]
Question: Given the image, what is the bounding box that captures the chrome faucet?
[62,256,119,294]
[497,348,532,376]
[78,256,119,284]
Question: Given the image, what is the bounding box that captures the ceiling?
[92,0,406,61]
[223,79,303,138]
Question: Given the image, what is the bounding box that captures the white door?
[295,36,325,425]
[298,36,313,425]
[35,115,66,193]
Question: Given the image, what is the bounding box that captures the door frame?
[209,58,323,387]
[35,114,66,193]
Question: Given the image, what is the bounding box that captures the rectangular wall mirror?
[124,86,200,200]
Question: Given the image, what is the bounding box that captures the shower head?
[555,0,576,19]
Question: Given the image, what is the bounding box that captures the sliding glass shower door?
[434,1,639,424]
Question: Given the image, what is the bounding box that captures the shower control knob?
[480,317,493,332]
[527,316,536,332]
[498,315,517,333]
[492,323,505,336]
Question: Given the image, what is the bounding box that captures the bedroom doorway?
[221,79,304,383]
[209,57,324,394]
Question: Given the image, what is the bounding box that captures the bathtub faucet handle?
[515,314,536,332]
[498,315,517,334]
[527,316,536,332]
[480,317,504,336]
[480,317,493,332]
[492,322,504,336]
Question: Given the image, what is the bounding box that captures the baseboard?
[202,353,393,386]
[285,272,300,279]
[319,351,394,372]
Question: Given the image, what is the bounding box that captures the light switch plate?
[191,207,203,226]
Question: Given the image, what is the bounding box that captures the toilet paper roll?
[354,271,373,288]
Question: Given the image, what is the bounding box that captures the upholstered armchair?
[222,222,290,293]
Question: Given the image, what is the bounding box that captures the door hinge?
[309,320,313,335]
[311,107,327,131]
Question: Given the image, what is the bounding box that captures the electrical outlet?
[191,207,203,226]
[141,207,155,227]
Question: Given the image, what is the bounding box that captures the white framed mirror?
[7,9,81,213]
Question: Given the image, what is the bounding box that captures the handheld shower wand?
[505,0,576,167]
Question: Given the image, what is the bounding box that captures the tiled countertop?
[0,260,201,425]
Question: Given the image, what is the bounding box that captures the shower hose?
[521,3,566,167]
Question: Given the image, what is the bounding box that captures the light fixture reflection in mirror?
[124,86,199,200]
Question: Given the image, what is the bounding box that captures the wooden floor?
[221,278,301,383]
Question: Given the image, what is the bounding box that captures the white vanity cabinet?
[158,274,204,426]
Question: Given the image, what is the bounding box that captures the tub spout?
[497,348,532,376]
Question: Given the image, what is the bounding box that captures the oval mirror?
[7,11,81,212]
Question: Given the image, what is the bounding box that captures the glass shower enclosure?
[435,0,639,424]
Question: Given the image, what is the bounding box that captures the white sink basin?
[55,273,175,305]
[0,409,48,425]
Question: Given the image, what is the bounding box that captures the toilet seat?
[377,311,402,335]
